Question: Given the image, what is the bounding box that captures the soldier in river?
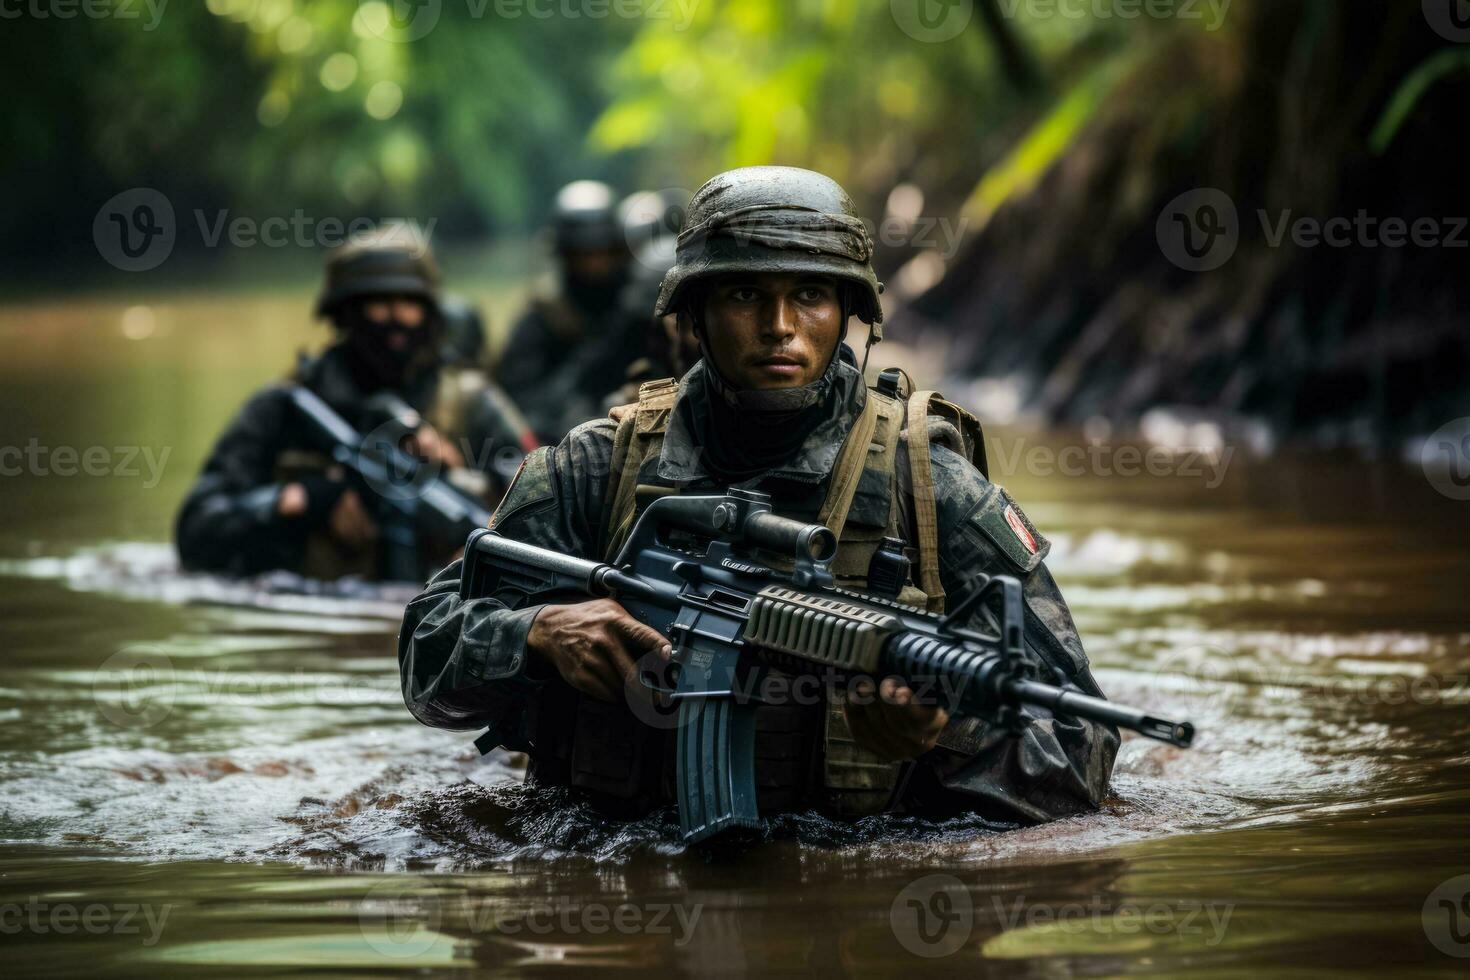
[495,180,644,444]
[436,294,541,487]
[399,167,1118,824]
[175,229,530,581]
[602,240,701,412]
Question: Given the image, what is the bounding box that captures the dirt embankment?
[893,1,1470,450]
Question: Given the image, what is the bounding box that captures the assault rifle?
[460,488,1194,844]
[286,385,493,582]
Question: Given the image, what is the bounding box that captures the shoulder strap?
[814,392,881,542]
[600,378,679,560]
[906,391,946,611]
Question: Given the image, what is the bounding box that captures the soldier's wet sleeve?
[397,420,615,736]
[174,385,308,575]
[910,445,1120,823]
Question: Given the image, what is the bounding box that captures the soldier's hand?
[277,482,309,517]
[406,424,465,469]
[328,489,379,548]
[843,676,949,761]
[526,599,673,703]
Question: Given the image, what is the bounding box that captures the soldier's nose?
[762,297,798,341]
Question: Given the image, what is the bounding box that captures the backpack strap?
[905,391,946,612]
[901,388,991,613]
[600,378,679,561]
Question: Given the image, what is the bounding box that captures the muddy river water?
[1,290,1467,976]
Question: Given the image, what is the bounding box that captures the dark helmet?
[654,166,884,333]
[551,180,623,252]
[315,225,441,319]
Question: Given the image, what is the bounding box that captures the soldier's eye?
[728,288,760,302]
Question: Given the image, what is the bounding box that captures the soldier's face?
[361,296,428,351]
[562,247,627,287]
[701,273,843,389]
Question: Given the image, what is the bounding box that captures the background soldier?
[176,230,520,581]
[495,180,643,443]
[400,167,1118,825]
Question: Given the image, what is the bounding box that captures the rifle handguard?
[743,586,897,673]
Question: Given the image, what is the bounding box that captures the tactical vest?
[545,373,988,818]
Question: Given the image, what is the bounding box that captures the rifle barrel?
[1008,679,1195,747]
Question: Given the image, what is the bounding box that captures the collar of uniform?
[657,356,868,486]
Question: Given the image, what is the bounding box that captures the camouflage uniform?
[399,355,1118,823]
[399,166,1117,825]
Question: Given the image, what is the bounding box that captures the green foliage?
[11,0,1420,270]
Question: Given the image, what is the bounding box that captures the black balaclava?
[562,257,630,317]
[692,283,855,483]
[338,301,440,392]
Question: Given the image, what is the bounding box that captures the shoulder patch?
[488,446,555,529]
[968,486,1050,573]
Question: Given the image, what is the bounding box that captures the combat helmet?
[316,223,441,319]
[654,166,885,341]
[551,180,624,252]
